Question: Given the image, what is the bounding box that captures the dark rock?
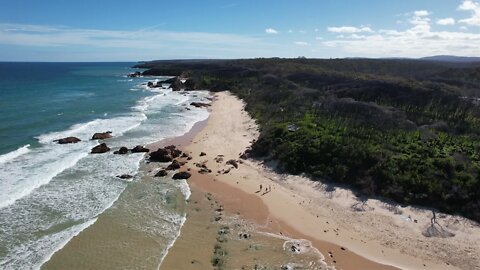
[190,102,211,108]
[155,170,168,177]
[147,81,154,87]
[168,77,184,91]
[181,152,190,158]
[117,174,133,179]
[200,152,206,156]
[172,171,191,180]
[55,137,81,144]
[91,132,113,140]
[91,143,110,154]
[184,78,196,90]
[128,71,141,78]
[114,146,129,155]
[166,160,181,170]
[149,148,173,162]
[131,145,149,153]
[226,159,238,168]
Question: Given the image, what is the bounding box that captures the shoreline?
[160,91,480,270]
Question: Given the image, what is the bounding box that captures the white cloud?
[327,26,373,33]
[265,28,279,34]
[315,36,323,40]
[294,41,309,46]
[0,23,289,61]
[437,17,456,25]
[414,10,431,17]
[288,29,293,33]
[458,0,480,26]
[322,11,480,57]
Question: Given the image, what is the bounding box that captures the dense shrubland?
[135,58,480,222]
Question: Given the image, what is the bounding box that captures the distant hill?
[421,55,480,63]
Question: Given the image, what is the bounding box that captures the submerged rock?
[155,170,168,177]
[117,174,133,179]
[114,146,129,155]
[190,102,211,108]
[55,137,81,144]
[91,131,113,140]
[91,143,110,154]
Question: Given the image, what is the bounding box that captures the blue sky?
[0,0,479,61]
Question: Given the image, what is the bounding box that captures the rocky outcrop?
[91,132,113,140]
[149,148,172,162]
[55,137,81,144]
[128,71,141,78]
[114,146,129,155]
[184,78,196,90]
[166,160,181,170]
[149,145,182,162]
[91,143,110,154]
[190,102,211,108]
[155,170,168,177]
[131,145,149,153]
[172,171,191,180]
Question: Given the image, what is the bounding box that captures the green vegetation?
[135,58,480,222]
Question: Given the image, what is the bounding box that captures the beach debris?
[226,159,238,168]
[238,233,251,239]
[114,146,129,155]
[91,143,110,154]
[91,131,113,140]
[155,170,168,177]
[422,211,455,238]
[116,174,133,179]
[166,160,181,170]
[172,171,191,180]
[54,136,81,144]
[131,145,149,153]
[190,102,211,108]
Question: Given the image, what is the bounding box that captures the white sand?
[182,91,480,270]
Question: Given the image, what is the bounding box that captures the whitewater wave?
[0,83,211,269]
[0,144,30,164]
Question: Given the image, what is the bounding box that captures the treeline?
[135,58,480,222]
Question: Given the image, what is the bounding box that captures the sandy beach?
[161,91,480,270]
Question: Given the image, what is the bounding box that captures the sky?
[0,0,479,61]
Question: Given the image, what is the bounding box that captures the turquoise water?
[0,62,146,154]
[0,62,210,269]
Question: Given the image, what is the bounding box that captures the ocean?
[0,62,209,269]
